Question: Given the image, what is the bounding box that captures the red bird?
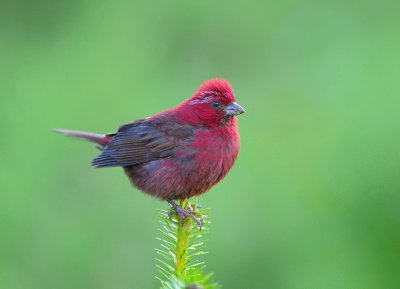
[55,79,245,225]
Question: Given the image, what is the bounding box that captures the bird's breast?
[183,122,240,193]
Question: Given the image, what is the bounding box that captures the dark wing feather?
[92,119,177,168]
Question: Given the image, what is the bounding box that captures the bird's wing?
[92,117,192,168]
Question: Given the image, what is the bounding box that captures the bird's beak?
[225,102,246,116]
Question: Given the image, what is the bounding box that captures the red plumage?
[55,78,245,201]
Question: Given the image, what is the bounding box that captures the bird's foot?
[168,200,203,228]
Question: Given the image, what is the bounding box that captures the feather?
[53,129,109,145]
[92,120,182,168]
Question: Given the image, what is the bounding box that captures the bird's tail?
[53,129,111,146]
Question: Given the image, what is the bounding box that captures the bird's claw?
[176,207,202,228]
[168,200,203,228]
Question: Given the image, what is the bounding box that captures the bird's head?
[179,78,245,127]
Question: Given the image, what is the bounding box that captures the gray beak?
[225,102,246,116]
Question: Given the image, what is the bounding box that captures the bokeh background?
[1,1,400,288]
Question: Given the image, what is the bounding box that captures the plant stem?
[174,199,193,280]
[156,199,218,288]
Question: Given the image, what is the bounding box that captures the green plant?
[156,199,219,289]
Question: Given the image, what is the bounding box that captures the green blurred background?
[1,1,400,288]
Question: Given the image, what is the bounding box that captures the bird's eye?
[212,101,220,107]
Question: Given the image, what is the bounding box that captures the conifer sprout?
[155,199,219,289]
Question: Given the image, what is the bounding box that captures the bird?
[54,78,245,225]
